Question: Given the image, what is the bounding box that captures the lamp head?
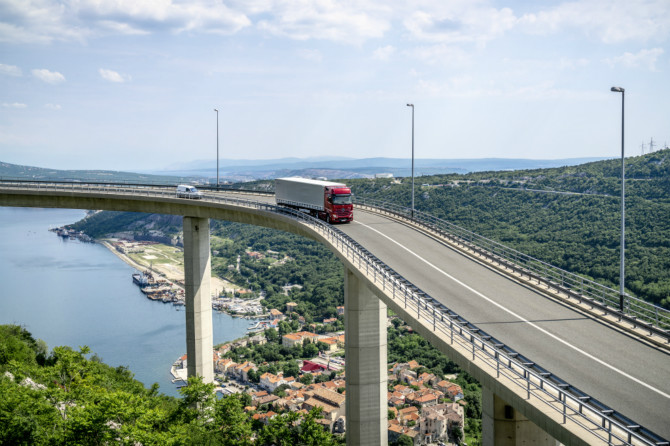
[611,86,624,93]
[406,103,413,107]
[214,108,218,112]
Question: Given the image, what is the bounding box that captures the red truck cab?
[324,186,353,223]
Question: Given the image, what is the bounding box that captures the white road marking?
[356,221,670,400]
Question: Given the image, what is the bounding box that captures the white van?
[176,184,203,199]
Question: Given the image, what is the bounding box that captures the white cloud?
[44,103,62,110]
[99,68,131,83]
[517,0,670,44]
[0,63,22,76]
[1,0,669,48]
[97,20,151,36]
[2,102,27,108]
[403,5,517,46]
[0,0,87,44]
[255,1,391,44]
[0,0,251,44]
[31,68,65,84]
[373,45,395,61]
[606,48,664,70]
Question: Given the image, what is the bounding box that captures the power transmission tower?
[649,137,656,153]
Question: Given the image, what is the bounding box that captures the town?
[172,303,467,446]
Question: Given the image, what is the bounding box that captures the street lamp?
[214,108,219,187]
[406,103,415,219]
[611,86,625,312]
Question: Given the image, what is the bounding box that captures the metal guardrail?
[0,176,273,195]
[354,197,670,337]
[0,180,667,446]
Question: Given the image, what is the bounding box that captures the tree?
[177,375,217,424]
[282,361,300,379]
[256,408,338,446]
[265,328,279,343]
[315,373,330,384]
[452,425,464,444]
[273,384,291,397]
[392,434,414,446]
[278,321,292,338]
[247,368,260,383]
[303,342,318,358]
[300,373,314,385]
[0,324,348,445]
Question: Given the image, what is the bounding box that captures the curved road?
[340,209,669,440]
[244,190,669,439]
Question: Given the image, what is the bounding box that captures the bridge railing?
[301,203,665,446]
[354,197,670,336]
[0,180,666,446]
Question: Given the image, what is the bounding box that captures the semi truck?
[275,177,353,223]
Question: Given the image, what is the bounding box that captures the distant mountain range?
[0,162,196,184]
[149,156,611,181]
[1,156,610,183]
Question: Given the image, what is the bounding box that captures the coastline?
[101,240,155,277]
[99,239,231,295]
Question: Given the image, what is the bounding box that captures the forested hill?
[67,149,670,310]
[0,161,198,184]
[346,149,670,309]
[0,325,341,445]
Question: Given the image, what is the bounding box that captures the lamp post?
[611,86,625,312]
[407,103,415,219]
[214,108,219,187]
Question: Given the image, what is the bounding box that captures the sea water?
[0,207,249,397]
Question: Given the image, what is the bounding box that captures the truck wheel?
[326,215,331,224]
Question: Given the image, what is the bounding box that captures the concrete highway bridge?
[1,180,669,446]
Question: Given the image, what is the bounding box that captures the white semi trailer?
[275,177,353,223]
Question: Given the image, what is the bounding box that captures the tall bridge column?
[482,386,559,446]
[345,269,388,446]
[183,216,214,383]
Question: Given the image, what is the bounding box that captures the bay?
[0,207,249,397]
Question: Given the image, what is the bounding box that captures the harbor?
[50,226,93,243]
[132,269,186,306]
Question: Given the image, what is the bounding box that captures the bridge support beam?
[183,216,214,383]
[482,386,559,446]
[345,269,388,446]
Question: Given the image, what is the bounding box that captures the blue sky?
[1,0,669,171]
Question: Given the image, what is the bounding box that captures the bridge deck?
[341,209,670,440]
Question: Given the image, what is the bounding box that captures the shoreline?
[99,239,232,296]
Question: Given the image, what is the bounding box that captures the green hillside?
[0,325,341,445]
[347,149,670,308]
[0,161,198,184]
[65,149,670,310]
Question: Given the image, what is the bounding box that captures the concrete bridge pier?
[183,216,214,383]
[482,387,560,446]
[344,269,388,446]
